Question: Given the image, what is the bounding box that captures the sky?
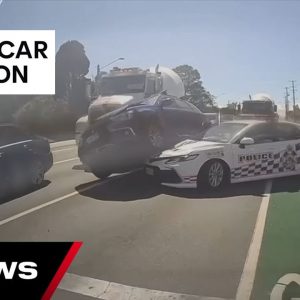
[0,0,300,108]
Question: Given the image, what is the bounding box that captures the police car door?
[232,123,285,182]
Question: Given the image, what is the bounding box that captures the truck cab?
[88,67,163,124]
[75,66,185,143]
[237,99,279,121]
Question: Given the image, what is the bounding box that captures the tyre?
[147,123,164,150]
[90,168,111,180]
[197,160,229,191]
[29,160,45,186]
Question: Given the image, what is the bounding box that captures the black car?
[0,124,53,198]
[78,93,214,179]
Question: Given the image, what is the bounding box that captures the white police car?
[145,120,300,190]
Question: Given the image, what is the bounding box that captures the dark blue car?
[78,93,214,179]
[0,124,53,198]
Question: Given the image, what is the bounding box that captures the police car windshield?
[203,123,247,143]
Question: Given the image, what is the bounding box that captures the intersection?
[0,141,299,300]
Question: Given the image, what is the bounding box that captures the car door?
[271,122,300,176]
[231,123,288,181]
[0,125,33,171]
[160,97,203,142]
[159,96,187,142]
[184,102,210,138]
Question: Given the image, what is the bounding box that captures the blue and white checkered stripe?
[231,143,300,179]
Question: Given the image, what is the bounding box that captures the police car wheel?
[198,160,229,190]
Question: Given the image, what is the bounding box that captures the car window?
[0,126,30,147]
[274,123,300,141]
[185,101,202,113]
[242,123,300,144]
[203,123,247,143]
[162,98,192,110]
[242,124,276,144]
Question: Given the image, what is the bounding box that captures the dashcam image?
[0,1,300,299]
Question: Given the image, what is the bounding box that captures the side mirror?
[274,105,277,112]
[240,137,254,146]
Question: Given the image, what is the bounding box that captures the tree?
[55,40,90,99]
[173,65,215,110]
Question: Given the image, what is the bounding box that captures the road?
[0,142,269,300]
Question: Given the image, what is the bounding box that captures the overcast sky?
[0,0,300,107]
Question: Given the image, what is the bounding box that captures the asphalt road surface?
[0,141,268,300]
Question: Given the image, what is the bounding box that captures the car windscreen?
[242,101,273,114]
[101,75,146,96]
[202,123,247,143]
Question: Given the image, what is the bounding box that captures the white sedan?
[145,120,300,190]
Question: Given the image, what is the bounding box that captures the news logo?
[0,30,55,94]
[0,242,81,299]
[0,261,37,280]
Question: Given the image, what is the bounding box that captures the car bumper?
[144,164,197,188]
[79,129,152,173]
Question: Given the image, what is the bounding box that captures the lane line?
[0,181,101,227]
[59,273,230,300]
[54,157,79,165]
[235,180,272,300]
[50,140,76,149]
[52,147,76,153]
[0,172,129,227]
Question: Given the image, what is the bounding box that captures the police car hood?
[161,139,224,157]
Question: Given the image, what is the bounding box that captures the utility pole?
[290,80,296,122]
[285,87,289,120]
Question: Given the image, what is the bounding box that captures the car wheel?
[29,160,45,186]
[197,160,229,191]
[147,123,164,149]
[91,168,111,180]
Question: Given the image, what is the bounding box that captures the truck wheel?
[197,160,229,191]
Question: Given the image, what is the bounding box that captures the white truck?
[75,65,185,143]
[237,93,278,121]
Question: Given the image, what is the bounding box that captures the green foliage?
[14,96,76,133]
[0,95,31,123]
[173,64,215,109]
[55,40,90,99]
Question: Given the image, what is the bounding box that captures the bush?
[14,96,77,133]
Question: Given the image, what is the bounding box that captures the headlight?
[165,154,199,164]
[111,110,134,122]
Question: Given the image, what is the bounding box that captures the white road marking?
[0,181,101,227]
[235,180,272,300]
[0,173,128,227]
[52,147,76,153]
[50,140,76,149]
[54,157,79,165]
[59,273,229,300]
[270,273,300,300]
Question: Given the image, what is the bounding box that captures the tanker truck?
[237,93,278,121]
[75,65,185,143]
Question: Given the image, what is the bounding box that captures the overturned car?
[78,93,215,178]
